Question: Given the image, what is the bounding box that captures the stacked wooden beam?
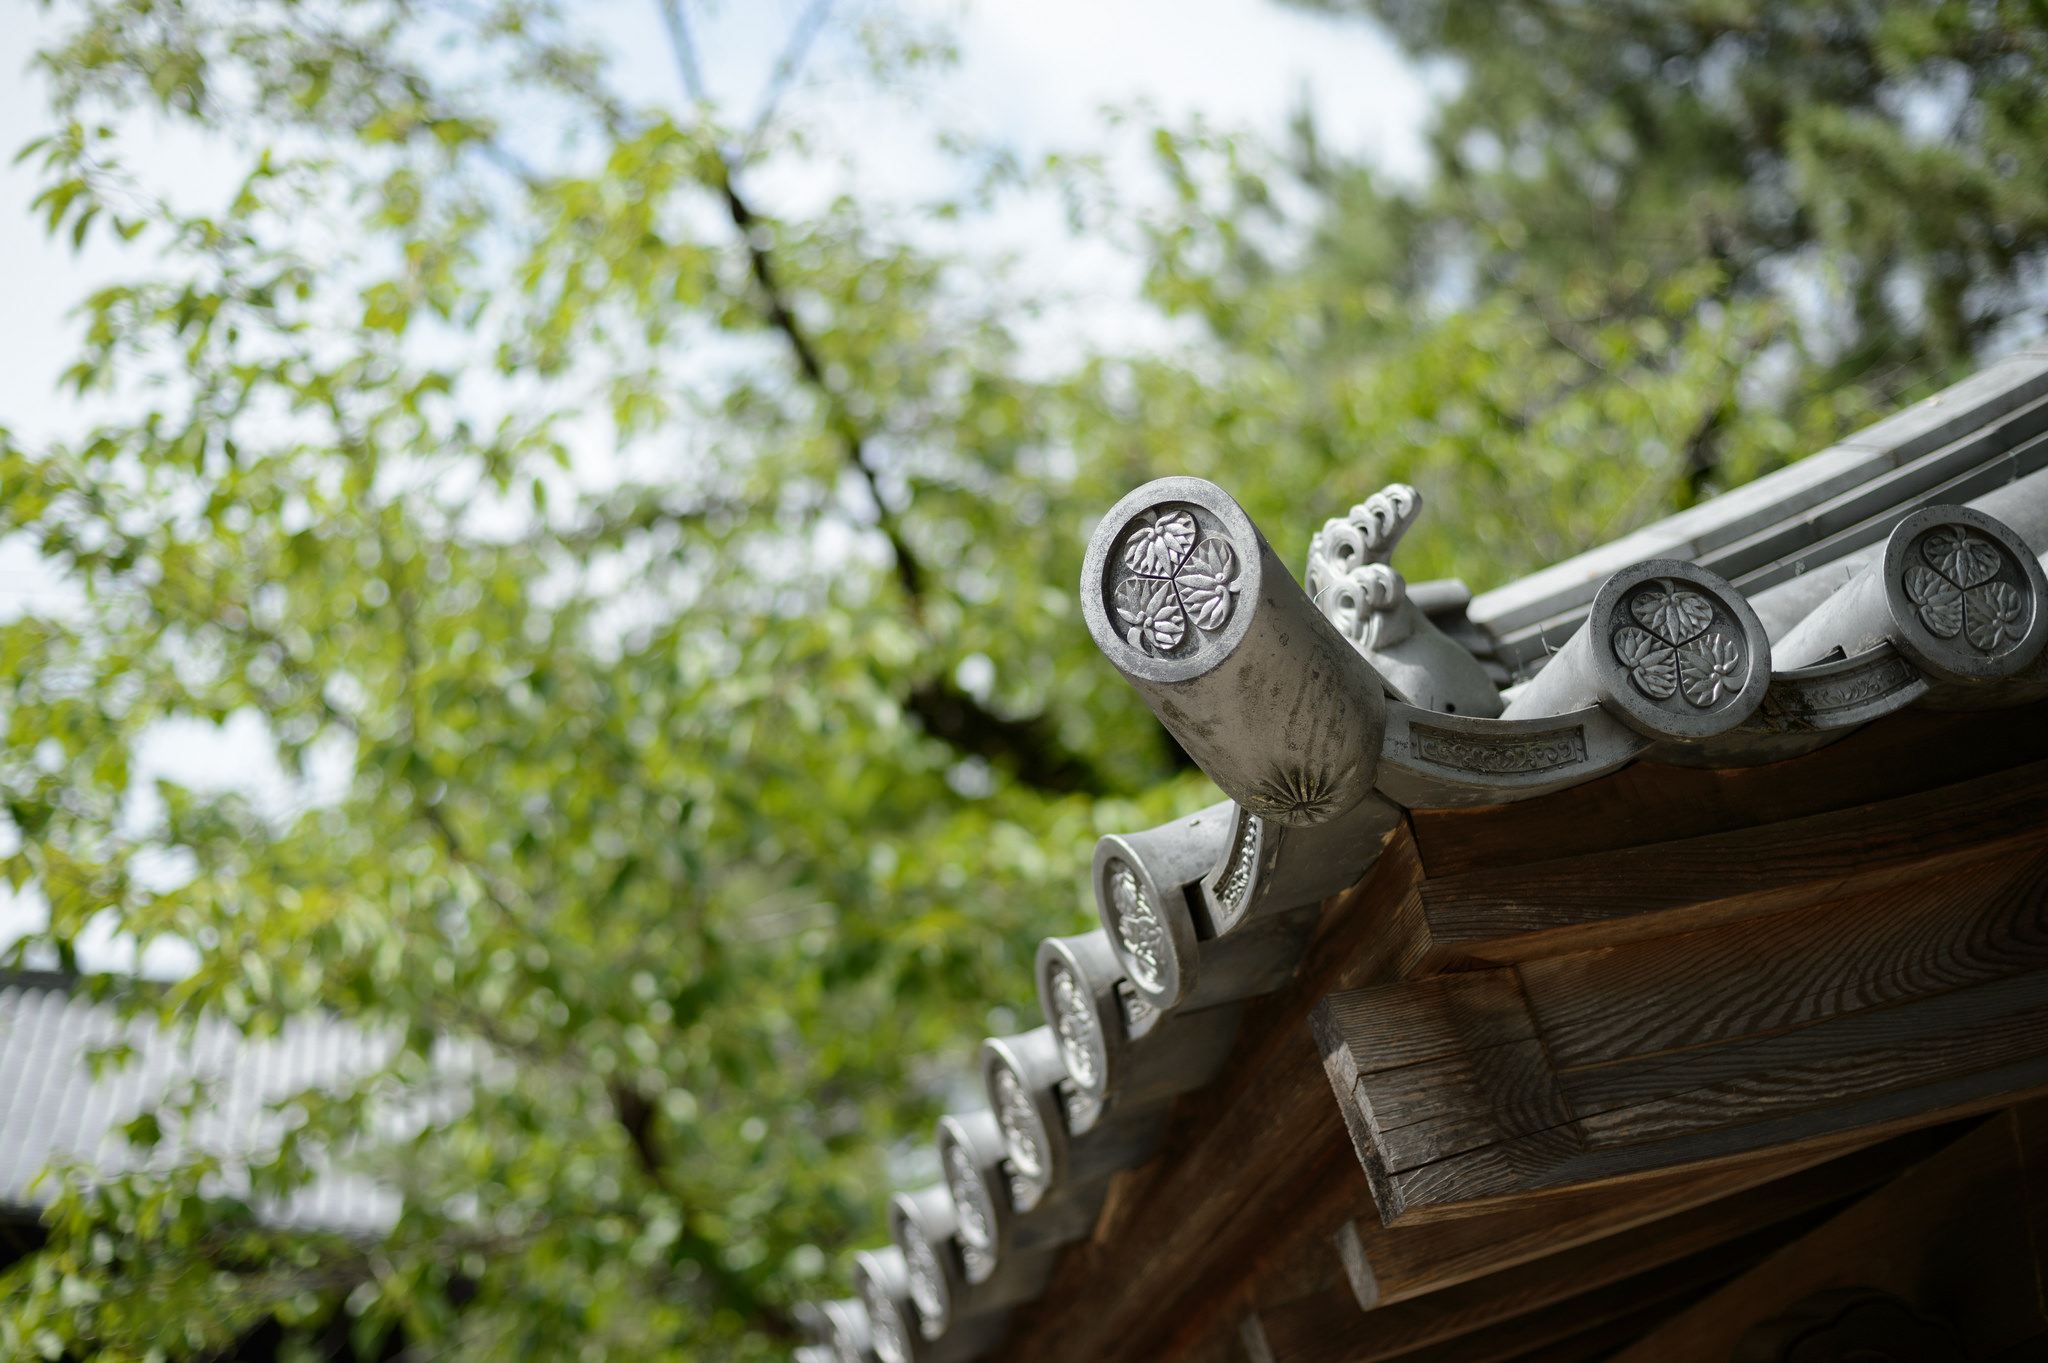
[1313,794,2048,1224]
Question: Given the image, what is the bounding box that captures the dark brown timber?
[1239,1124,1965,1363]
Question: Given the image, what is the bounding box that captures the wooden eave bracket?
[1313,757,2048,1226]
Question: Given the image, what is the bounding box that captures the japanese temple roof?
[802,350,2048,1363]
[0,971,399,1232]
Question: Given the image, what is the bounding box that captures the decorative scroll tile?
[1410,723,1588,775]
[1108,505,1242,658]
[1761,648,1926,731]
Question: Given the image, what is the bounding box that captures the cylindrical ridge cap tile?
[1503,558,1771,740]
[935,1111,1099,1271]
[1080,477,1388,824]
[855,1243,1006,1363]
[1199,797,1399,936]
[935,1114,1005,1284]
[1779,504,2048,684]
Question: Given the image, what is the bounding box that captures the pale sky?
[0,0,1447,973]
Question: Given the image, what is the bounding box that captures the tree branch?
[657,0,927,608]
[906,679,1111,796]
[714,167,927,605]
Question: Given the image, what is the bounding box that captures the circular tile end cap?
[1588,558,1772,740]
[852,1247,914,1363]
[887,1189,956,1341]
[1033,934,1119,1101]
[1880,504,2048,683]
[976,1031,1063,1208]
[1093,834,1202,1010]
[1080,476,1266,686]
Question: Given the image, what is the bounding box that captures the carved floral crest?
[1612,581,1744,707]
[944,1141,997,1282]
[1903,526,2026,652]
[860,1270,908,1362]
[1111,508,1241,654]
[1047,963,1104,1090]
[992,1065,1046,1180]
[944,1142,993,1248]
[1105,859,1167,992]
[903,1229,947,1332]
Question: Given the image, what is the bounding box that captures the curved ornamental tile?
[934,1112,1076,1289]
[1669,643,1937,769]
[852,1250,915,1363]
[1034,931,1240,1128]
[977,1028,1164,1216]
[888,1184,1033,1349]
[816,1298,876,1363]
[1303,484,1503,718]
[1092,804,1232,1012]
[1196,798,1402,935]
[1091,804,1337,1015]
[854,1245,1003,1363]
[1375,703,1650,810]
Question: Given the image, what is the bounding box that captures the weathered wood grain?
[1353,1230,1777,1363]
[1248,1187,1850,1363]
[1313,904,2048,1220]
[1385,1043,2048,1223]
[1408,699,2048,879]
[1521,849,2048,1070]
[1329,1127,1959,1313]
[1410,757,2048,967]
[1360,1040,1576,1175]
[1563,968,2048,1138]
[1311,971,1538,1073]
[1607,1102,2048,1363]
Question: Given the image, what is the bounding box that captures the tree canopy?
[2,1,2043,1360]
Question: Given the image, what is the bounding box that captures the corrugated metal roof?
[0,972,401,1232]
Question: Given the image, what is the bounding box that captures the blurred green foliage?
[1,1,2042,1359]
